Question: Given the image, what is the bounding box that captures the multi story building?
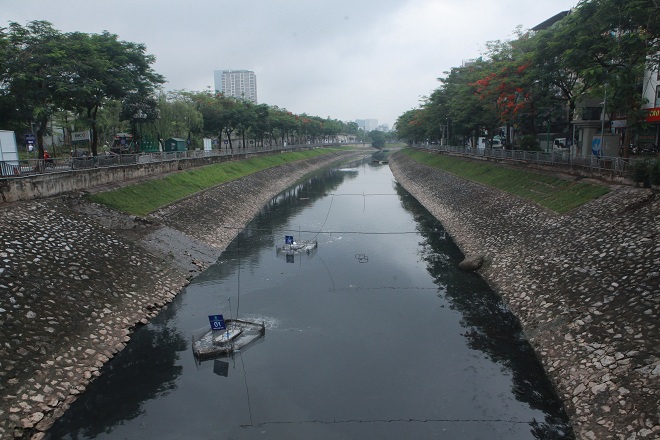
[355,119,379,132]
[534,10,660,157]
[641,66,660,149]
[213,70,258,103]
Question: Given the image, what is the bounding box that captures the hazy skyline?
[3,0,577,128]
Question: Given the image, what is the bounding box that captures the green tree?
[253,104,270,147]
[64,31,164,155]
[395,109,426,144]
[189,92,238,149]
[394,0,660,154]
[343,121,360,135]
[119,92,159,152]
[1,21,71,158]
[233,100,256,149]
[155,91,203,143]
[269,108,298,146]
[0,21,164,157]
[418,88,449,143]
[369,130,386,148]
[190,91,223,145]
[531,13,600,141]
[321,118,342,143]
[93,100,125,148]
[571,0,660,156]
[0,28,23,132]
[444,60,501,147]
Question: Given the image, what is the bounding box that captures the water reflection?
[394,182,573,439]
[45,156,573,439]
[45,298,187,439]
[192,163,360,286]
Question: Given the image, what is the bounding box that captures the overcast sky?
[3,0,576,128]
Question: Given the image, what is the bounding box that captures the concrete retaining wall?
[0,149,305,204]
[0,161,182,203]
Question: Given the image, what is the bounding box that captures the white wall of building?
[213,69,258,103]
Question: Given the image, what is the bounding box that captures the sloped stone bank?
[390,152,659,440]
[0,200,189,439]
[0,150,360,439]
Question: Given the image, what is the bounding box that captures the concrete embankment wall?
[0,160,180,203]
[389,152,659,440]
[0,148,311,204]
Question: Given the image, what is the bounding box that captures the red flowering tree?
[470,37,541,146]
[394,109,426,144]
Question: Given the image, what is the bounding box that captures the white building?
[213,70,258,103]
[355,119,378,132]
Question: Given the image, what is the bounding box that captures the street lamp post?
[600,87,607,158]
[446,118,450,147]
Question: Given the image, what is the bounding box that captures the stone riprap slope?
[390,152,659,440]
[0,150,360,439]
[0,200,189,439]
[146,152,359,264]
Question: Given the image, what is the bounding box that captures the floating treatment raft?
[192,319,266,360]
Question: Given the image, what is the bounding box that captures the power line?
[330,286,441,293]
[221,225,423,235]
[240,417,535,429]
[324,192,399,196]
[312,194,334,241]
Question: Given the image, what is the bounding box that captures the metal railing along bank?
[0,142,332,178]
[414,144,631,176]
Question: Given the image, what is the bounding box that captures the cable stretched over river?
[221,225,426,235]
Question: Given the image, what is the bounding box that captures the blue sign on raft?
[285,235,294,244]
[208,314,226,331]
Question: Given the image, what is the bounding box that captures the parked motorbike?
[640,144,659,155]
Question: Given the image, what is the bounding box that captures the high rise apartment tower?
[213,70,257,103]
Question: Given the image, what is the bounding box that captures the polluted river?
[45,156,573,439]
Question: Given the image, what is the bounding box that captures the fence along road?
[0,142,353,178]
[414,143,639,178]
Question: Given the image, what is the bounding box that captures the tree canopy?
[369,130,386,148]
[395,0,660,154]
[0,21,164,156]
[1,21,365,157]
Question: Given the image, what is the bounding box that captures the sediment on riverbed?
[389,151,659,440]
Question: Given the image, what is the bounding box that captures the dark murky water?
[46,157,573,439]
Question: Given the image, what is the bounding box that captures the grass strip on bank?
[87,149,339,216]
[401,148,610,214]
